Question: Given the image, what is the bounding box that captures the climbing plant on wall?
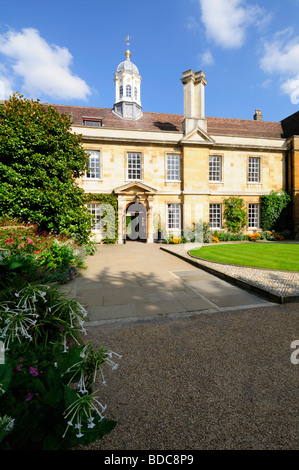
[223,197,247,233]
[84,193,118,243]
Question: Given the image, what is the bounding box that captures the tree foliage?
[223,196,247,233]
[260,190,291,231]
[0,94,92,243]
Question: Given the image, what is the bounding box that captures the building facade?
[54,49,299,243]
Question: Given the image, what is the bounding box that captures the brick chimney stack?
[254,109,263,121]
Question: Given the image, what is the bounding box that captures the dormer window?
[126,85,131,97]
[83,117,102,127]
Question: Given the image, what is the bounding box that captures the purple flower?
[25,392,33,402]
[29,367,38,376]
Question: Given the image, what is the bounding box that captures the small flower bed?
[162,223,289,245]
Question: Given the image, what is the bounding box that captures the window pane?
[86,151,100,178]
[209,156,222,181]
[167,204,180,229]
[167,154,180,180]
[209,204,221,228]
[87,203,102,230]
[127,153,142,180]
[126,85,131,97]
[248,204,259,228]
[83,120,101,127]
[248,157,260,182]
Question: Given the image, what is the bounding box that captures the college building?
[53,48,299,243]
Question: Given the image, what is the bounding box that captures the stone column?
[147,196,154,243]
[117,195,126,244]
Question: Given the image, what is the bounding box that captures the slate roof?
[51,104,293,139]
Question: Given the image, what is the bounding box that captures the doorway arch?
[125,202,147,242]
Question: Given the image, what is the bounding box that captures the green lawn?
[189,243,299,271]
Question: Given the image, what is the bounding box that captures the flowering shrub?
[212,236,219,243]
[37,240,85,284]
[272,231,284,241]
[170,237,181,244]
[0,284,120,449]
[0,218,118,450]
[247,232,261,242]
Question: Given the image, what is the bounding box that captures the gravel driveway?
[82,302,299,450]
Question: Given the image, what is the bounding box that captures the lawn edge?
[160,246,299,305]
[187,249,299,273]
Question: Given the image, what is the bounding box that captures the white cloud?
[198,0,267,49]
[260,28,299,104]
[0,28,91,101]
[0,64,14,99]
[186,16,200,32]
[200,50,215,66]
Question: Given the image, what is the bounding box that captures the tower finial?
[125,36,131,61]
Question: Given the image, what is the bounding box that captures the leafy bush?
[38,240,85,284]
[260,190,291,231]
[0,94,93,244]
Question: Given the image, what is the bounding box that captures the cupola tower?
[113,49,142,120]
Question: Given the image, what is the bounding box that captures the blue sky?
[0,0,298,122]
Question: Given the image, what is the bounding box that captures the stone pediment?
[180,127,215,145]
[113,181,157,195]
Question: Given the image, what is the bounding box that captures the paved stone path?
[65,242,270,325]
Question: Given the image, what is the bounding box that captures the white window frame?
[166,154,180,181]
[126,85,131,97]
[248,157,260,183]
[209,204,222,229]
[119,86,123,99]
[167,204,181,230]
[248,204,260,228]
[127,152,142,180]
[209,155,222,182]
[86,151,100,179]
[87,203,102,231]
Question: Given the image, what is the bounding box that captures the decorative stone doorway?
[126,202,147,242]
[114,181,157,244]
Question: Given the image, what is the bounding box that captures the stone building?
[54,49,299,243]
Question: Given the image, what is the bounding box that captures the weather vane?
[125,35,131,46]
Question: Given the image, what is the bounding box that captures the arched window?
[134,87,138,100]
[126,85,131,97]
[119,86,123,99]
